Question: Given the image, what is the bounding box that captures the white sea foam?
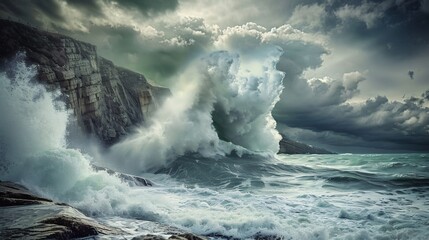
[0,53,68,164]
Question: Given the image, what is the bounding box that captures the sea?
[93,153,429,240]
[1,53,428,240]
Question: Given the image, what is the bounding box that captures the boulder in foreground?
[0,181,121,239]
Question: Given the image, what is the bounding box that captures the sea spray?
[106,68,223,173]
[207,48,284,153]
[108,47,284,174]
[0,53,166,219]
[0,52,68,165]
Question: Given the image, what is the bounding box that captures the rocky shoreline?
[0,180,208,240]
[0,181,122,239]
[1,179,284,240]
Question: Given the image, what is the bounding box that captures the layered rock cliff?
[0,19,169,145]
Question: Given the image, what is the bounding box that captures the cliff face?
[0,19,169,144]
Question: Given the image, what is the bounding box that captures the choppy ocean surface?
[94,153,429,240]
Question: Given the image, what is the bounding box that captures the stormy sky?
[1,0,428,153]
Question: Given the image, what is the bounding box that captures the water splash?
[0,52,68,166]
[108,47,284,174]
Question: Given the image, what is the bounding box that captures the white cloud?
[343,71,366,91]
[214,22,265,50]
[288,4,327,31]
[161,37,195,46]
[233,24,329,79]
[305,72,364,106]
[136,26,165,38]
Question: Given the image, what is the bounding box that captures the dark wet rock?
[0,181,122,239]
[278,134,333,154]
[0,181,52,206]
[92,165,153,186]
[132,233,207,240]
[169,233,207,240]
[206,232,282,240]
[0,204,121,239]
[132,234,168,240]
[253,233,284,240]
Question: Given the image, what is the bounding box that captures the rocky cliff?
[279,135,333,154]
[0,19,170,145]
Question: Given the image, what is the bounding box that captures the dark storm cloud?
[0,0,179,31]
[0,0,64,24]
[354,2,428,59]
[0,0,93,32]
[274,74,429,151]
[279,125,423,153]
[67,0,179,16]
[273,0,429,152]
[275,42,327,78]
[111,0,178,15]
[66,0,104,16]
[288,0,429,59]
[66,0,179,16]
[404,90,429,106]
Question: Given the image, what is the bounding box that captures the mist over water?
[1,53,428,240]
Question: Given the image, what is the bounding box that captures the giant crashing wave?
[0,44,286,176]
[106,46,285,173]
[0,45,286,200]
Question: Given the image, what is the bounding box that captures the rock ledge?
[0,181,121,239]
